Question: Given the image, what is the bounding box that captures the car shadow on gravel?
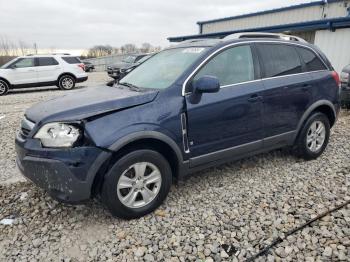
[0,148,295,223]
[8,85,87,95]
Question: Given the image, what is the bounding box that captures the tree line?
[0,35,163,65]
[0,36,38,65]
[81,43,162,58]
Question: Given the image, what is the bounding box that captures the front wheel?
[101,150,172,219]
[294,112,330,160]
[58,75,76,90]
[0,80,9,96]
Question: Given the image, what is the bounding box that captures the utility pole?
[33,43,38,54]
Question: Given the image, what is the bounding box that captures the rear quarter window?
[295,47,327,72]
[61,57,81,64]
[257,43,302,78]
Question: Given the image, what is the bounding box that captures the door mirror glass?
[193,75,220,94]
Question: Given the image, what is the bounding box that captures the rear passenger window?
[257,44,302,78]
[62,57,81,64]
[194,45,254,86]
[38,57,59,66]
[296,47,326,72]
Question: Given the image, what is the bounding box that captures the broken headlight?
[34,122,81,148]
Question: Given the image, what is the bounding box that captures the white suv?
[0,54,88,96]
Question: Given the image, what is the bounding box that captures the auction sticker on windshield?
[182,48,205,53]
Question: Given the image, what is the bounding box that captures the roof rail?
[179,38,212,44]
[223,32,307,43]
[26,53,71,56]
[52,53,71,55]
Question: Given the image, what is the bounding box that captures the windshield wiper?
[119,82,142,92]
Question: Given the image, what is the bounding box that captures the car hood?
[25,86,158,123]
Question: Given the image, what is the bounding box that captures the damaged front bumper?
[15,134,111,203]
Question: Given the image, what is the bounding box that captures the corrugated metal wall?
[314,28,350,72]
[201,1,348,34]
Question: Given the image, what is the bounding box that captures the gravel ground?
[0,77,349,261]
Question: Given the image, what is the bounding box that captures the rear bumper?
[15,134,111,203]
[76,76,88,83]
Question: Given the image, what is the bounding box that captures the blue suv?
[15,36,340,218]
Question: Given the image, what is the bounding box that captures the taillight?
[78,64,85,71]
[331,71,340,87]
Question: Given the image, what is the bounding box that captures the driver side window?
[12,58,34,68]
[193,45,254,88]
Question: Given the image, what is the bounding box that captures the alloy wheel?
[0,81,7,95]
[61,77,74,89]
[306,120,326,152]
[117,162,162,208]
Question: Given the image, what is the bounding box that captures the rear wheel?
[0,80,9,96]
[58,75,76,90]
[294,112,330,160]
[101,149,172,219]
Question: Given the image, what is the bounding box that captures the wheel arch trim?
[294,100,336,141]
[57,72,77,81]
[108,131,184,163]
[0,77,11,86]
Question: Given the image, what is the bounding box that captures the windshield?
[120,47,207,89]
[122,56,136,63]
[0,57,18,69]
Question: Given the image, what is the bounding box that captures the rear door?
[36,57,60,83]
[256,43,313,147]
[6,58,37,85]
[185,44,264,166]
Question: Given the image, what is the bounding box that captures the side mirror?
[189,75,220,104]
[193,75,220,94]
[10,64,17,69]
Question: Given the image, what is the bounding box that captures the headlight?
[34,122,81,148]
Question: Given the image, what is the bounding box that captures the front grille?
[20,117,35,138]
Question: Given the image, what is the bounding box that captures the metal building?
[168,0,350,72]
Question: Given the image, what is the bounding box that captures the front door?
[6,58,37,85]
[184,44,264,167]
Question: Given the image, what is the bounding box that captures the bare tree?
[86,45,115,58]
[141,43,152,53]
[121,44,137,54]
[0,36,34,65]
[18,40,29,56]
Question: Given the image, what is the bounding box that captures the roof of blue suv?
[170,38,333,67]
[171,37,313,49]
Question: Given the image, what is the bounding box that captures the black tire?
[294,112,330,160]
[58,75,76,90]
[0,79,9,96]
[101,150,172,219]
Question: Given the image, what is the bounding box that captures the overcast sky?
[0,0,317,52]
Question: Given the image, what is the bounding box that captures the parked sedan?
[107,54,151,80]
[340,64,350,108]
[83,61,95,72]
